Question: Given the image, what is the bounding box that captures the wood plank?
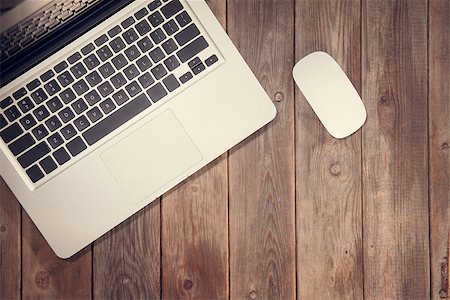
[429,0,450,298]
[228,0,296,299]
[161,1,228,298]
[295,1,363,299]
[21,211,91,299]
[0,178,21,300]
[93,201,161,299]
[362,0,430,298]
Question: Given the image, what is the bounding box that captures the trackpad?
[100,110,202,204]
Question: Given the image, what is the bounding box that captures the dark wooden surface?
[1,0,449,299]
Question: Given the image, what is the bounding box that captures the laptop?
[0,0,276,258]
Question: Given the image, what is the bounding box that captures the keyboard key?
[13,88,27,100]
[192,62,206,75]
[162,38,178,54]
[136,19,151,36]
[45,116,62,132]
[177,36,209,63]
[44,79,62,96]
[83,93,151,146]
[83,54,100,70]
[99,62,115,78]
[61,124,77,140]
[70,62,87,79]
[0,97,13,109]
[138,72,155,88]
[149,47,165,63]
[123,64,140,80]
[161,0,183,19]
[99,98,116,114]
[112,90,129,106]
[84,90,101,105]
[60,88,76,104]
[175,11,192,27]
[81,43,95,55]
[188,57,201,68]
[9,133,35,155]
[164,55,180,71]
[111,73,127,88]
[121,16,135,29]
[53,147,70,165]
[86,107,103,123]
[136,55,152,71]
[134,7,149,20]
[58,107,75,123]
[147,83,167,102]
[109,36,126,53]
[163,19,179,35]
[125,81,142,97]
[40,69,55,82]
[148,0,162,11]
[73,115,90,131]
[124,45,141,61]
[18,141,50,168]
[137,37,153,53]
[47,132,64,149]
[97,45,113,61]
[33,105,50,121]
[111,53,128,70]
[162,74,180,92]
[0,115,6,130]
[73,79,89,95]
[57,71,74,87]
[67,137,87,156]
[46,97,63,113]
[68,52,82,64]
[30,88,48,104]
[148,11,164,27]
[151,64,167,80]
[205,55,218,67]
[175,23,200,46]
[150,28,166,44]
[54,61,68,73]
[20,114,37,130]
[18,97,35,113]
[98,81,114,97]
[86,71,102,87]
[26,79,41,91]
[123,28,139,44]
[1,123,23,143]
[72,99,88,114]
[108,25,122,38]
[94,34,109,46]
[32,124,49,141]
[40,156,57,174]
[26,165,44,183]
[5,106,21,121]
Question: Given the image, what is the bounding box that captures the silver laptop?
[0,0,276,258]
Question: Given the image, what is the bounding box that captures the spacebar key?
[83,93,151,146]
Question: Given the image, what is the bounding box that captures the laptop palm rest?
[100,110,202,205]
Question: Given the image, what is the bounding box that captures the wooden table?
[1,0,449,299]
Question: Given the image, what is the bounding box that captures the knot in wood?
[35,271,50,290]
[329,162,341,176]
[183,278,193,290]
[249,290,257,299]
[379,95,389,105]
[441,142,449,150]
[191,184,199,192]
[0,225,6,232]
[274,92,284,102]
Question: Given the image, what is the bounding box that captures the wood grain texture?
[362,0,430,299]
[21,211,91,299]
[93,201,161,299]
[228,0,296,299]
[0,178,21,300]
[295,1,363,299]
[429,0,450,298]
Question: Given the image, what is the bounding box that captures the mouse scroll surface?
[293,51,366,139]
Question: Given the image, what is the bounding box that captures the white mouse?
[293,51,366,139]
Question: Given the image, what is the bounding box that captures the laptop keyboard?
[0,0,220,185]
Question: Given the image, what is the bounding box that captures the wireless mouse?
[293,51,366,139]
